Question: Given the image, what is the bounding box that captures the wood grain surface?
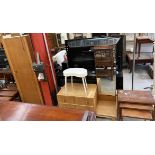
[2,35,44,104]
[0,101,95,121]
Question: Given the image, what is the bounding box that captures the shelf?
[70,59,94,62]
[96,100,116,119]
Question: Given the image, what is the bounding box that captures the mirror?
[124,33,154,91]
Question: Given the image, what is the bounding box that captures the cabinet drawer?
[74,97,88,106]
[64,96,75,103]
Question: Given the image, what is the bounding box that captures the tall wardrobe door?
[2,35,44,104]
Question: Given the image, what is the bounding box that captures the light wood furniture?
[93,45,115,80]
[57,83,97,111]
[2,35,44,104]
[96,78,117,120]
[0,101,96,121]
[117,90,155,120]
[96,93,116,120]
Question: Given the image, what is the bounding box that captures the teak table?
[0,101,95,121]
[117,90,155,120]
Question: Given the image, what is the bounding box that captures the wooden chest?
[57,83,97,111]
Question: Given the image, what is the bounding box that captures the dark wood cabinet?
[93,45,115,80]
[65,39,97,84]
[0,48,9,68]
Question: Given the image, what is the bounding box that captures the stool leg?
[65,76,67,94]
[82,77,87,96]
[71,76,73,87]
[84,77,88,88]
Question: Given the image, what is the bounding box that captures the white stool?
[63,68,88,95]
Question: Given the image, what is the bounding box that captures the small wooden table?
[136,36,154,57]
[117,90,155,120]
[126,52,153,73]
[126,36,154,73]
[0,101,96,121]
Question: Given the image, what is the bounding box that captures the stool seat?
[63,68,88,95]
[63,68,87,77]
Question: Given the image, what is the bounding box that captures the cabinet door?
[2,35,44,104]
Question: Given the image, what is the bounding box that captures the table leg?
[138,43,141,58]
[117,100,121,121]
[129,60,132,73]
[119,108,123,121]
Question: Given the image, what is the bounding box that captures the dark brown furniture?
[136,36,154,57]
[127,36,154,73]
[147,64,153,79]
[0,68,14,87]
[65,38,97,85]
[93,45,115,80]
[0,68,11,75]
[126,52,153,72]
[0,87,18,101]
[0,101,96,121]
[117,90,155,120]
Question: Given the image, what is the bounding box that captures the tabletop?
[118,90,155,105]
[136,37,154,44]
[0,101,95,121]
